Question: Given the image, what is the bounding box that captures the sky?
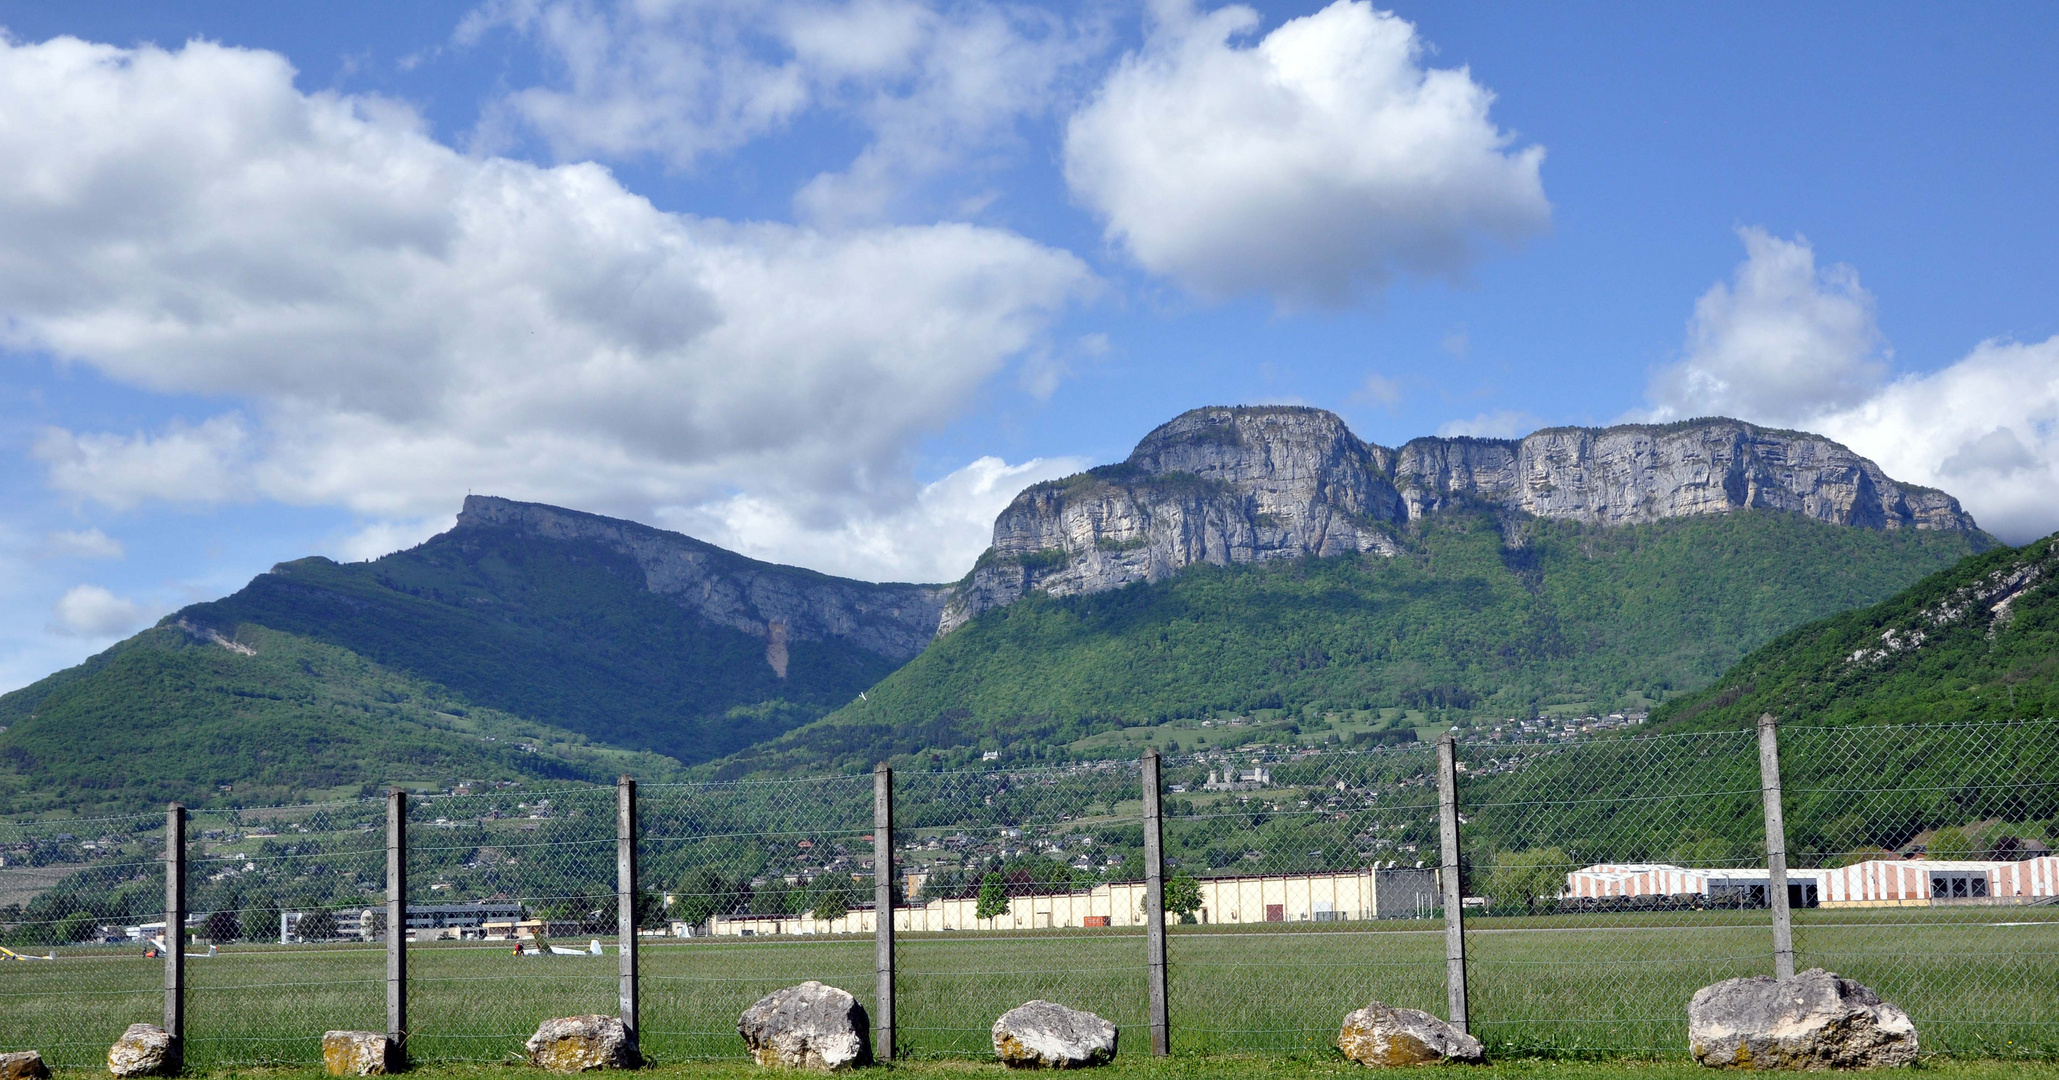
[2,0,2056,692]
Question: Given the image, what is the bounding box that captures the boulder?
[738,982,871,1070]
[1337,1001,1484,1067]
[107,1024,174,1078]
[992,1001,1118,1069]
[322,1031,395,1076]
[0,1051,50,1080]
[1688,968,1916,1069]
[524,1015,638,1072]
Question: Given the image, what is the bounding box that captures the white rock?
[524,1015,638,1072]
[1688,968,1917,1069]
[992,1000,1118,1068]
[1337,1000,1484,1067]
[738,982,871,1070]
[107,1024,173,1078]
[321,1031,394,1076]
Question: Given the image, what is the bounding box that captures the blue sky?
[2,0,2056,690]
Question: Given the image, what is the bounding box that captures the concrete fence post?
[873,764,895,1060]
[1435,735,1469,1033]
[164,803,186,1069]
[617,776,640,1054]
[1141,748,1168,1056]
[387,789,408,1066]
[1758,714,1796,980]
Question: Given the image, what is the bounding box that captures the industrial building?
[1565,856,2059,908]
[707,866,1437,937]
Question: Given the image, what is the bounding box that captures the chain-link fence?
[1158,745,1444,1053]
[1457,729,1773,1057]
[3,717,2056,1067]
[1781,719,2059,1057]
[892,762,1147,1057]
[405,784,618,1063]
[182,801,386,1067]
[0,810,165,1068]
[638,774,875,1061]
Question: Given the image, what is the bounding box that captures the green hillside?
[1655,530,2059,732]
[715,508,1989,774]
[0,624,679,815]
[170,522,902,764]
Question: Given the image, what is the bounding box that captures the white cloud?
[1813,337,2059,544]
[1646,228,1887,425]
[663,454,1084,582]
[1352,373,1402,407]
[38,528,125,559]
[0,36,1092,569]
[1641,229,2059,544]
[48,584,152,638]
[463,0,1107,224]
[1063,0,1548,307]
[332,515,458,563]
[1436,409,1539,439]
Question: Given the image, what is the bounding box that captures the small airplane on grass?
[0,946,53,961]
[511,939,605,957]
[141,940,217,959]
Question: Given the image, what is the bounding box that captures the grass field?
[5,910,2055,1069]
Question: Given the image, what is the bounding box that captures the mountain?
[722,408,1991,774]
[1655,530,2058,732]
[0,496,951,808]
[946,407,1976,629]
[0,624,679,815]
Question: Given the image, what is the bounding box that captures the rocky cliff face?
[458,496,950,663]
[942,407,1979,631]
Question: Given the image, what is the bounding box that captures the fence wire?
[0,810,166,1068]
[890,761,1146,1058]
[1457,729,1770,1057]
[1158,744,1444,1053]
[406,784,618,1063]
[638,774,875,1061]
[4,717,2056,1066]
[1780,719,2059,1057]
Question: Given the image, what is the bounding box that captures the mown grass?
[6,911,2055,1069]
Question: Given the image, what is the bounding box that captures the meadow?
[5,908,2055,1070]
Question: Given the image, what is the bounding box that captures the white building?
[707,867,1437,937]
[1565,856,2059,908]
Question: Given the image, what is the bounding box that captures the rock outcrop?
[0,1051,49,1080]
[107,1024,174,1078]
[1337,1000,1484,1067]
[1687,968,1916,1069]
[456,496,951,664]
[991,1000,1118,1068]
[944,407,1979,630]
[524,1015,639,1072]
[321,1031,395,1076]
[737,981,871,1070]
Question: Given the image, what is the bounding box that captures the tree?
[1484,847,1573,915]
[811,879,853,923]
[673,868,724,929]
[55,911,96,944]
[244,898,283,943]
[204,909,243,943]
[1927,826,1976,860]
[975,873,1010,921]
[295,908,337,942]
[1164,873,1202,923]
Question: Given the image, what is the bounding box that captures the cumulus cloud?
[38,528,125,559]
[663,453,1083,582]
[0,36,1091,563]
[463,0,1106,224]
[48,584,152,638]
[1643,229,2059,543]
[1436,409,1540,439]
[1063,0,1548,307]
[1646,228,1887,425]
[1813,337,2059,544]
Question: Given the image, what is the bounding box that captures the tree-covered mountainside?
[713,508,1989,775]
[0,624,679,814]
[169,509,918,764]
[1654,530,2059,732]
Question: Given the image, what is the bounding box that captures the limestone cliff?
[942,407,1979,631]
[457,496,950,663]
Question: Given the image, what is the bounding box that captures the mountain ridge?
[946,407,1979,630]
